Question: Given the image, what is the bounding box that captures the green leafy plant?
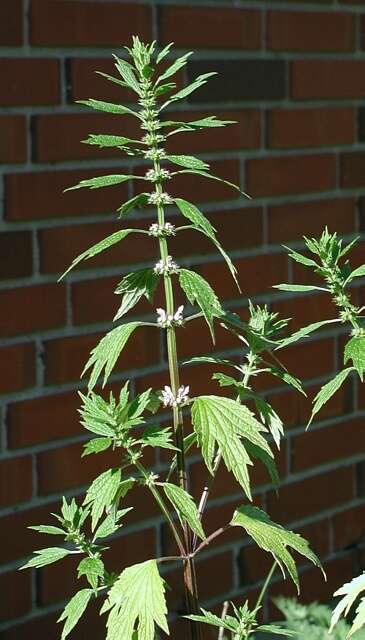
[22,38,325,640]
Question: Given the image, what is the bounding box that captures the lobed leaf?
[77,557,104,590]
[58,589,93,640]
[330,572,365,637]
[309,367,354,426]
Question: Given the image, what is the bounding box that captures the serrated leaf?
[254,396,284,449]
[231,505,323,592]
[93,508,132,541]
[267,366,306,395]
[82,134,137,148]
[77,99,141,119]
[245,441,280,488]
[114,269,160,320]
[167,154,209,170]
[184,355,241,371]
[309,367,354,426]
[156,42,173,65]
[101,560,168,640]
[78,557,104,590]
[330,572,365,637]
[165,116,236,134]
[192,395,272,500]
[21,547,71,570]
[344,335,365,381]
[82,437,112,457]
[83,322,141,391]
[155,82,176,97]
[257,625,295,637]
[179,268,223,342]
[64,174,136,192]
[141,425,178,450]
[164,483,206,541]
[162,72,216,107]
[175,198,216,237]
[273,284,329,293]
[277,319,340,349]
[118,192,149,217]
[60,229,135,280]
[83,468,121,531]
[186,609,235,633]
[157,52,193,83]
[175,168,250,198]
[28,525,65,536]
[113,56,141,95]
[345,264,365,285]
[58,589,93,640]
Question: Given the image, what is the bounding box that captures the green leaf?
[95,71,126,88]
[330,572,365,637]
[28,525,65,536]
[175,168,250,198]
[78,392,119,437]
[83,468,122,531]
[163,483,206,541]
[167,154,209,170]
[175,198,216,238]
[58,589,93,640]
[77,98,141,119]
[277,319,340,349]
[192,395,272,500]
[162,72,217,106]
[114,269,160,320]
[64,174,137,192]
[93,508,132,541]
[267,366,306,396]
[179,268,223,342]
[345,264,365,285]
[141,425,178,450]
[60,229,135,280]
[118,193,149,217]
[155,82,176,97]
[101,559,168,640]
[309,367,354,426]
[156,43,173,65]
[21,547,71,570]
[344,335,365,381]
[157,52,193,83]
[186,609,235,633]
[82,437,112,457]
[165,116,236,133]
[113,56,141,95]
[82,134,137,148]
[257,625,295,637]
[254,396,284,449]
[285,246,318,268]
[184,355,241,371]
[77,557,104,590]
[83,322,142,391]
[245,441,280,488]
[273,284,329,293]
[231,505,323,592]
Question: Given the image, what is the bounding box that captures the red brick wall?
[1,1,365,638]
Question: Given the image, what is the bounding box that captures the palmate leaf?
[191,395,273,500]
[330,572,365,637]
[344,335,365,381]
[64,174,141,192]
[83,322,142,391]
[231,505,323,592]
[175,168,250,198]
[118,193,149,217]
[101,560,169,640]
[58,589,93,640]
[166,154,209,170]
[178,269,223,342]
[114,269,160,320]
[21,547,71,570]
[77,98,141,119]
[59,229,137,279]
[163,483,206,541]
[309,367,354,426]
[277,319,340,349]
[83,468,122,531]
[82,134,138,148]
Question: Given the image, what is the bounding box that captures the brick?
[0,501,59,563]
[166,109,261,154]
[170,159,240,204]
[0,343,35,394]
[0,571,31,622]
[69,58,136,103]
[34,112,140,162]
[0,456,32,507]
[268,10,355,52]
[160,7,261,50]
[267,198,356,244]
[332,503,365,550]
[5,168,129,221]
[246,154,336,198]
[0,284,66,338]
[187,60,286,102]
[199,252,287,301]
[267,466,354,523]
[268,107,355,149]
[0,231,33,279]
[0,59,59,106]
[0,0,23,45]
[272,292,336,333]
[44,326,160,385]
[0,116,27,163]
[271,337,335,382]
[72,276,122,326]
[293,417,365,472]
[30,0,151,46]
[341,152,365,189]
[0,612,59,640]
[7,392,80,448]
[292,60,365,100]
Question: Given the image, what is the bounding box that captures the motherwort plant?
[22,38,325,640]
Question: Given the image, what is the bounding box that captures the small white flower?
[154,255,179,275]
[145,168,172,183]
[148,192,174,206]
[156,305,184,328]
[144,148,166,161]
[143,133,165,146]
[148,222,176,237]
[160,385,190,408]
